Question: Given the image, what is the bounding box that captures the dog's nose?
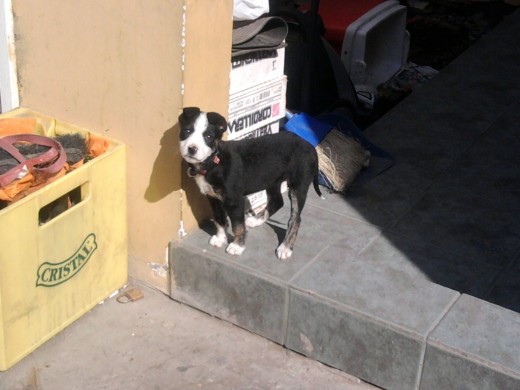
[188,145,198,156]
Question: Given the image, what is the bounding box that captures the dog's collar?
[187,148,221,177]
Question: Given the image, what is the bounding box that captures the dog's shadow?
[265,220,287,245]
[144,125,180,202]
[144,124,211,225]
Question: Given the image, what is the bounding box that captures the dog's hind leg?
[246,182,284,228]
[276,187,305,260]
[225,197,247,256]
[207,197,228,248]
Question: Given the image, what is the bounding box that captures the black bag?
[270,0,359,117]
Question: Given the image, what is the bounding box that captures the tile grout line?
[286,242,335,285]
[358,229,386,255]
[174,243,294,347]
[281,287,291,346]
[425,291,461,339]
[282,240,339,346]
[414,293,462,389]
[383,182,437,233]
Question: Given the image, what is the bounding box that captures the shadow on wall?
[144,123,210,225]
[144,124,180,202]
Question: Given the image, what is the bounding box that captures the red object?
[0,134,67,187]
[301,0,385,54]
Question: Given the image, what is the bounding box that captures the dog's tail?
[313,174,325,199]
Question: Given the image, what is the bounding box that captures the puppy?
[178,107,322,260]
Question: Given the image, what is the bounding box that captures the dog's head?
[178,107,227,164]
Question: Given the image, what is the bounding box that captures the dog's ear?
[207,112,228,136]
[179,107,200,125]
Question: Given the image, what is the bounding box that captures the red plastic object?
[301,0,385,53]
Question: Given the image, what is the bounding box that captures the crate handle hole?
[38,183,88,225]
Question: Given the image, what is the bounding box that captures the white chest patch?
[195,175,222,200]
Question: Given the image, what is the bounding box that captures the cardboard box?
[0,108,127,371]
[228,76,286,141]
[229,48,285,95]
[228,120,280,141]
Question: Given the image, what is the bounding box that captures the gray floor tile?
[421,64,520,117]
[426,19,520,108]
[181,195,380,282]
[422,295,520,389]
[290,241,458,335]
[286,290,425,390]
[364,105,491,180]
[389,185,520,267]
[308,166,432,228]
[179,220,314,282]
[170,244,288,344]
[485,255,520,313]
[361,232,502,299]
[468,101,520,166]
[439,150,520,212]
[421,345,520,390]
[267,197,382,257]
[429,295,520,369]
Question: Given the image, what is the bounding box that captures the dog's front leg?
[224,197,247,256]
[207,197,228,248]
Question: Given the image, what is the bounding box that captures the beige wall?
[11,0,232,291]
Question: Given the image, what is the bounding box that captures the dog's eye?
[205,133,212,140]
[185,127,193,134]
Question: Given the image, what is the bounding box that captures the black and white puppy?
[178,107,322,260]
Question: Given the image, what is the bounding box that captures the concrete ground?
[0,280,378,390]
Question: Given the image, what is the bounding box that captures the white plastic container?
[341,1,409,97]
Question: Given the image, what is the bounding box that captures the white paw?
[276,243,293,260]
[226,242,245,256]
[245,214,267,228]
[209,234,227,248]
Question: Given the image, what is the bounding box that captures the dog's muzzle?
[187,145,198,156]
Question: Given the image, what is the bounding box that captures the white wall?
[0,0,19,112]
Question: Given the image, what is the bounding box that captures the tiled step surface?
[170,9,520,390]
[422,295,520,390]
[171,220,520,389]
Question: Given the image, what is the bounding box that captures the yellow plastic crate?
[0,108,127,371]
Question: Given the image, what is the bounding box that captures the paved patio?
[171,9,520,390]
[0,280,377,389]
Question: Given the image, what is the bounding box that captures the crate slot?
[38,182,89,225]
